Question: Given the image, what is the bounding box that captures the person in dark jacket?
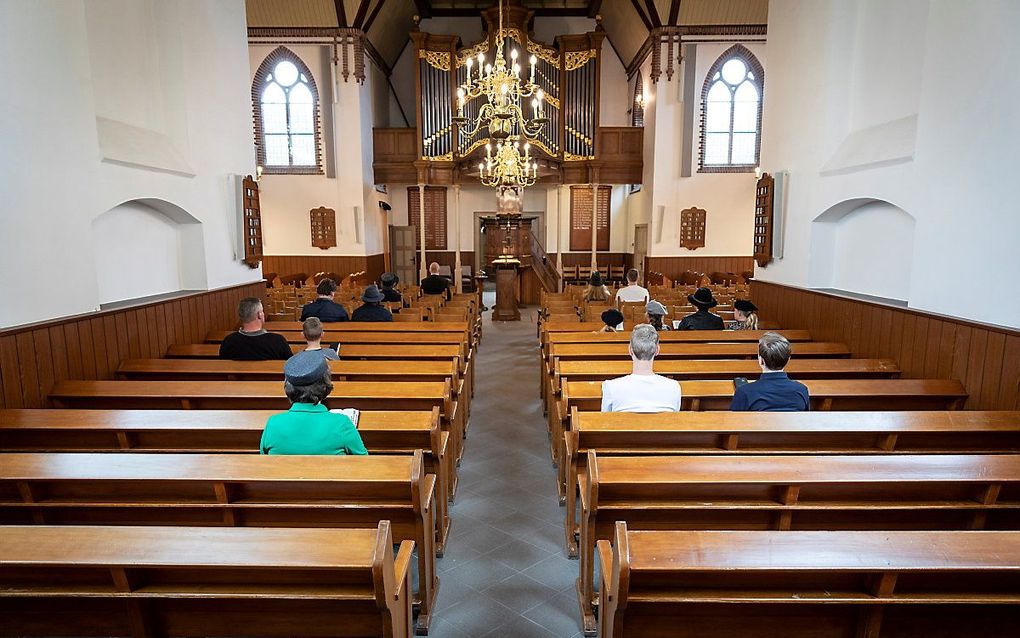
[676,287,724,330]
[219,297,293,361]
[300,279,349,322]
[380,272,402,303]
[730,332,810,411]
[420,262,452,300]
[351,285,393,322]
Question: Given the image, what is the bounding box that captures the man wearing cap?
[645,300,671,331]
[380,273,402,303]
[676,287,725,330]
[259,351,368,455]
[351,285,394,322]
[599,308,624,333]
[300,278,350,322]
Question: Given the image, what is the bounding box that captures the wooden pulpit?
[481,213,534,322]
[492,257,521,321]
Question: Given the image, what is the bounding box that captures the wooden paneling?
[645,256,754,279]
[0,283,264,409]
[570,185,611,252]
[596,127,644,184]
[261,255,386,284]
[559,252,629,268]
[408,186,448,250]
[420,251,476,275]
[372,128,418,184]
[751,281,1020,411]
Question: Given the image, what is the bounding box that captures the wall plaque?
[241,175,263,268]
[310,207,337,250]
[679,206,706,250]
[753,173,775,267]
[569,185,610,251]
[407,186,448,250]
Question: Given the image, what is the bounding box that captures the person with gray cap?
[259,350,367,455]
[601,324,681,413]
[351,285,393,322]
[645,300,671,331]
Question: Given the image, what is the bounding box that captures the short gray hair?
[630,324,660,361]
[237,297,262,323]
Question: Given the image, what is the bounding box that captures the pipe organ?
[410,2,603,173]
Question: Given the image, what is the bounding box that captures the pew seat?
[0,452,437,633]
[597,524,1020,638]
[0,522,415,638]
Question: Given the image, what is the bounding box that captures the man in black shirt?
[219,297,293,360]
[420,262,452,300]
[300,278,349,322]
[676,287,725,330]
[351,285,394,322]
[380,272,402,303]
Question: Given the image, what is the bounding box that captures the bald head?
[429,262,440,275]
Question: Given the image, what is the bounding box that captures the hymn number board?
[309,207,337,250]
[569,185,611,251]
[754,173,775,267]
[241,175,263,268]
[407,186,448,251]
[679,207,706,250]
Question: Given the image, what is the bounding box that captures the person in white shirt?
[615,269,650,304]
[601,324,682,413]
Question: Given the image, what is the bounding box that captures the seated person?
[731,332,810,412]
[260,351,368,455]
[599,308,624,333]
[615,268,649,304]
[583,272,611,302]
[351,285,393,322]
[601,324,681,413]
[219,297,292,361]
[420,262,452,300]
[380,272,402,303]
[300,278,349,322]
[302,317,339,360]
[728,299,760,330]
[676,287,725,330]
[645,300,671,331]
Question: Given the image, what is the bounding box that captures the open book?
[329,408,360,428]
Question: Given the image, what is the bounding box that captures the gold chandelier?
[452,0,546,189]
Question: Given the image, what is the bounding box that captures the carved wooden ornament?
[753,173,775,268]
[241,175,263,268]
[679,207,706,250]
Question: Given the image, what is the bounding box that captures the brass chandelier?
[452,0,547,189]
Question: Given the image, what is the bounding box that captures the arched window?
[700,45,763,172]
[252,47,321,174]
[631,73,645,128]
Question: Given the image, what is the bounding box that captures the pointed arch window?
[699,45,763,172]
[252,48,322,174]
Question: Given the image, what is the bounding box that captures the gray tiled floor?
[425,292,583,637]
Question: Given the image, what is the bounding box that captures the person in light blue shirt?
[731,332,810,411]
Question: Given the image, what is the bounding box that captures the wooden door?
[633,224,648,284]
[390,225,417,284]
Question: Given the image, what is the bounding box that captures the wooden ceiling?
[245,0,767,72]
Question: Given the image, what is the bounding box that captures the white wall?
[0,0,259,329]
[759,0,1020,328]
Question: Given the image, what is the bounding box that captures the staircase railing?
[527,230,561,293]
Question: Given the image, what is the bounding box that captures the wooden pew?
[0,451,437,633]
[561,410,1020,555]
[205,330,467,347]
[266,321,468,333]
[597,524,1020,638]
[549,379,969,469]
[49,379,468,465]
[577,452,1020,634]
[550,341,849,361]
[0,407,454,551]
[0,522,415,638]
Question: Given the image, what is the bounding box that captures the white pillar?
[417,183,427,281]
[590,181,598,271]
[454,184,463,293]
[555,185,563,291]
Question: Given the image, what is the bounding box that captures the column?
[454,184,463,293]
[555,185,563,291]
[417,183,427,281]
[590,181,598,271]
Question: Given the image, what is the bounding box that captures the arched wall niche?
[808,198,915,304]
[91,198,207,306]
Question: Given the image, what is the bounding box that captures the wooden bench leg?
[414,503,439,635]
[577,512,597,636]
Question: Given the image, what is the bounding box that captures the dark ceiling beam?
[333,0,347,26]
[643,0,661,26]
[668,0,680,25]
[427,7,591,17]
[352,0,372,28]
[362,0,386,33]
[629,0,653,31]
[587,0,603,18]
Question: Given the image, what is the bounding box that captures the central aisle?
[428,294,584,638]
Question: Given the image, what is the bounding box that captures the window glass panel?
[291,134,316,165]
[721,58,747,85]
[289,82,313,104]
[274,60,299,87]
[706,81,731,133]
[704,132,730,165]
[733,82,760,132]
[289,102,314,134]
[731,132,757,164]
[261,103,287,134]
[264,134,290,165]
[262,82,285,103]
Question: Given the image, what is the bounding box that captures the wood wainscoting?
[0,282,265,409]
[644,256,755,280]
[751,281,1020,410]
[262,255,386,285]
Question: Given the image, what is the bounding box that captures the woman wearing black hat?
[598,308,624,333]
[676,287,725,330]
[728,299,759,330]
[583,271,611,303]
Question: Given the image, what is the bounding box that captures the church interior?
[1,0,1019,636]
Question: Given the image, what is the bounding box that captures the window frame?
[698,44,764,174]
[251,47,323,175]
